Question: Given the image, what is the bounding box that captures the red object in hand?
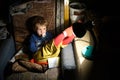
[30,59,35,63]
[63,26,73,37]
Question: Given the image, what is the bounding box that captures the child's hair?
[32,16,48,32]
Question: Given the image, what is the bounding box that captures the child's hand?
[63,26,74,37]
[42,33,46,37]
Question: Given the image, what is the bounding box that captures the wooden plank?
[64,0,70,28]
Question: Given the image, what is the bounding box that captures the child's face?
[36,24,47,37]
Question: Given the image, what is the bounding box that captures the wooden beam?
[64,0,69,28]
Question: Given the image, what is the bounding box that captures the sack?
[12,59,48,73]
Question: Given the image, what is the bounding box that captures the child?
[29,16,53,54]
[12,22,87,72]
[32,22,87,65]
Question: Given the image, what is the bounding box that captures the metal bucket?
[70,2,86,23]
